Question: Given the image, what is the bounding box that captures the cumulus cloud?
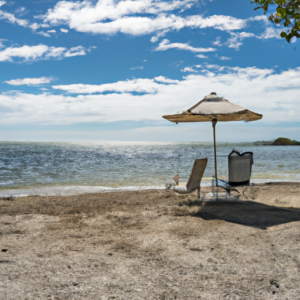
[0,44,94,62]
[65,46,86,57]
[0,5,28,27]
[196,54,208,59]
[0,38,6,49]
[258,27,282,40]
[150,29,169,42]
[29,23,50,30]
[60,28,69,33]
[39,0,247,36]
[212,36,222,46]
[219,56,231,60]
[155,39,216,53]
[52,77,178,94]
[227,31,255,50]
[154,76,179,84]
[226,27,282,50]
[15,7,26,15]
[0,3,53,38]
[36,31,51,37]
[130,66,144,70]
[181,67,198,72]
[4,77,53,85]
[205,64,225,71]
[1,67,300,125]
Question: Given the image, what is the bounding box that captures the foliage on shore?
[273,137,300,145]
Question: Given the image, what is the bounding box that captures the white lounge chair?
[166,158,208,199]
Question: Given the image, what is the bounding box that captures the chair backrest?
[186,158,208,192]
[228,151,253,185]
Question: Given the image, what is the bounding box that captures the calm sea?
[0,141,299,196]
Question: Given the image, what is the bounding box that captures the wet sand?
[1,183,300,299]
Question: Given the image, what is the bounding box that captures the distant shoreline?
[253,137,300,146]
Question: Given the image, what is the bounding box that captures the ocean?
[0,141,299,197]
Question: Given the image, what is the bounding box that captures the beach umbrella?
[162,92,262,179]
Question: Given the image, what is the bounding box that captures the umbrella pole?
[212,119,218,180]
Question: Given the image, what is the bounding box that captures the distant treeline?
[254,137,300,146]
[273,138,300,145]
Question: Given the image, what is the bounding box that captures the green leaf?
[280,31,287,37]
[277,7,286,17]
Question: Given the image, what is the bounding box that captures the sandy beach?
[1,183,300,299]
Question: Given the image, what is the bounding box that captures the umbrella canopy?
[162,92,262,179]
[163,92,262,123]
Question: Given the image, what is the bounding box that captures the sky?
[0,0,299,142]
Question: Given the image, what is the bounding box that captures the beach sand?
[1,183,300,299]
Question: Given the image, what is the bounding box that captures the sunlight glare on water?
[0,141,299,196]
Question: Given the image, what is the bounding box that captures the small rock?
[1,197,13,201]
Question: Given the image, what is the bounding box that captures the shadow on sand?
[193,200,300,229]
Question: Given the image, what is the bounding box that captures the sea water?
[0,141,299,197]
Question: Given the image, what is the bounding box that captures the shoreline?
[1,179,300,198]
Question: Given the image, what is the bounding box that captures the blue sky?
[0,0,299,142]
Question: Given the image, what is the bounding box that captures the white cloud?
[36,31,51,37]
[52,78,172,94]
[15,7,26,14]
[0,44,94,62]
[1,67,300,125]
[0,44,49,62]
[155,39,216,53]
[65,46,86,57]
[196,54,208,59]
[0,38,6,49]
[225,27,282,50]
[212,36,222,46]
[181,67,198,72]
[130,66,144,70]
[45,47,66,58]
[150,29,169,42]
[0,4,53,37]
[4,77,53,86]
[151,36,159,43]
[29,22,50,30]
[205,64,225,71]
[227,31,255,50]
[40,0,247,36]
[248,15,268,24]
[47,29,56,33]
[219,56,231,60]
[60,28,69,33]
[258,27,281,40]
[154,76,179,84]
[0,6,28,27]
